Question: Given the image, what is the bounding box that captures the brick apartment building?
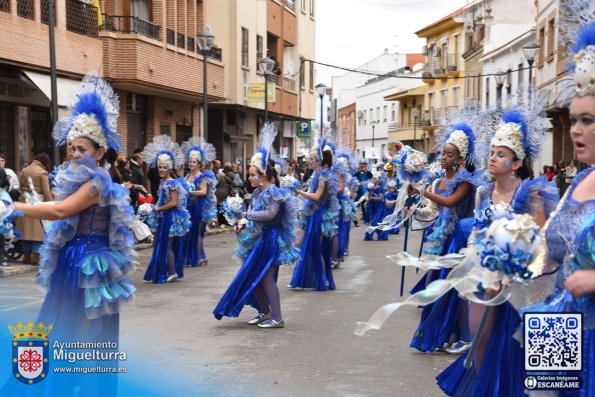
[0,0,224,171]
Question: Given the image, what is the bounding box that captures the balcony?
[422,53,460,81]
[209,47,223,62]
[66,0,98,38]
[0,0,9,12]
[101,15,161,41]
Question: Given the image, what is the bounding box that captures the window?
[547,17,555,61]
[131,0,150,20]
[309,0,314,18]
[309,61,314,90]
[299,56,305,88]
[376,107,380,122]
[391,103,396,121]
[537,25,545,67]
[452,87,459,108]
[383,105,387,122]
[518,63,524,89]
[241,27,249,68]
[363,110,367,125]
[256,34,263,64]
[301,0,306,12]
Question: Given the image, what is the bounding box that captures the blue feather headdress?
[436,104,495,166]
[559,1,595,97]
[53,73,120,151]
[249,122,278,174]
[181,136,217,164]
[492,107,546,162]
[144,135,184,169]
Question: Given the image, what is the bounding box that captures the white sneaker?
[0,262,8,267]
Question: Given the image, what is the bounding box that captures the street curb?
[0,228,232,277]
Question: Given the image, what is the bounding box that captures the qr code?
[524,313,582,371]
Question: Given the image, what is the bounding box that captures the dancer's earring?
[511,170,516,180]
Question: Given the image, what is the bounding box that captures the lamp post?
[522,42,540,92]
[412,107,420,150]
[198,29,215,141]
[494,69,507,109]
[315,83,326,138]
[258,57,276,124]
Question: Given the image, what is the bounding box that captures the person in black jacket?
[129,153,148,208]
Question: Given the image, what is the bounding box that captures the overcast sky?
[315,0,469,87]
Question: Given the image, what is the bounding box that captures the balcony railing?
[41,0,56,25]
[187,37,195,52]
[17,0,34,19]
[177,32,185,49]
[101,15,161,41]
[284,0,296,11]
[66,0,98,38]
[424,53,460,76]
[283,77,296,93]
[209,47,222,61]
[1,0,10,12]
[166,28,175,45]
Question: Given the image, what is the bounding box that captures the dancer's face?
[188,158,199,171]
[441,144,462,170]
[69,137,105,162]
[569,96,595,165]
[307,155,319,169]
[488,145,520,177]
[248,166,264,188]
[158,164,171,179]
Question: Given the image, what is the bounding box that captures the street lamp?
[412,107,420,150]
[198,28,215,141]
[258,57,276,124]
[494,69,507,109]
[370,120,378,154]
[315,83,326,138]
[522,42,540,90]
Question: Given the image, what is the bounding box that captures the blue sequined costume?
[409,170,476,352]
[290,168,340,290]
[176,171,216,267]
[437,175,559,397]
[364,185,386,240]
[16,156,136,396]
[144,178,191,283]
[214,186,299,319]
[521,167,595,397]
[333,162,354,260]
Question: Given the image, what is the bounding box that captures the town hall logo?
[9,321,52,385]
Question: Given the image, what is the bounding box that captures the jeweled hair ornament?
[436,104,495,166]
[53,73,120,150]
[144,135,184,170]
[181,136,217,164]
[249,122,277,174]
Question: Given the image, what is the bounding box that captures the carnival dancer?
[213,123,299,327]
[143,136,191,284]
[383,162,401,234]
[4,74,135,396]
[436,107,558,396]
[288,140,340,291]
[408,119,486,353]
[331,149,353,268]
[519,12,595,397]
[364,177,387,241]
[177,137,217,268]
[354,161,373,224]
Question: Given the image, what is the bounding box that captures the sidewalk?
[0,226,232,278]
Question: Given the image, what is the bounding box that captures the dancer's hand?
[564,270,595,297]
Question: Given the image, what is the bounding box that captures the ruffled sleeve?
[512,175,559,217]
[36,156,136,318]
[196,171,217,222]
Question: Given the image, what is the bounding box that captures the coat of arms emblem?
[9,321,52,385]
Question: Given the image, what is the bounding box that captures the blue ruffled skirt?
[177,198,207,267]
[410,218,473,352]
[364,203,389,241]
[14,235,134,397]
[213,226,282,319]
[290,208,335,291]
[436,302,525,397]
[144,210,183,283]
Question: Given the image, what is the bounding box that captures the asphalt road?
[0,226,457,396]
